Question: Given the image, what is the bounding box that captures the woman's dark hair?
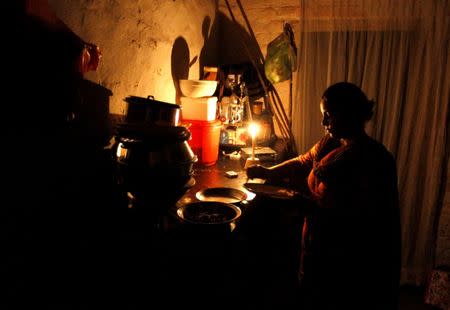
[322,82,374,122]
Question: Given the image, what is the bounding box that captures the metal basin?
[176,201,242,225]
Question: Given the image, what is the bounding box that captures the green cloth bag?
[264,28,297,84]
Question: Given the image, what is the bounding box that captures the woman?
[247,82,401,309]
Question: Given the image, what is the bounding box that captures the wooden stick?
[269,90,290,139]
[274,87,297,154]
[289,73,293,130]
[272,86,290,131]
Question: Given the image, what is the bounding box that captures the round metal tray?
[243,183,299,200]
[195,187,248,204]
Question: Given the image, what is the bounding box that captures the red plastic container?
[185,119,222,166]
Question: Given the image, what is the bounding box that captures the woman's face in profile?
[320,99,346,139]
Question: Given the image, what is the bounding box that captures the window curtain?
[293,0,450,285]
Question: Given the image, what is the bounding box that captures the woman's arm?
[246,145,316,190]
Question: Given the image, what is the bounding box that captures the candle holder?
[244,122,260,169]
[244,156,260,169]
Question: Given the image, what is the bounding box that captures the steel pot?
[116,137,197,167]
[114,135,197,195]
[124,95,181,126]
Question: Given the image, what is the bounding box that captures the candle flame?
[248,123,260,139]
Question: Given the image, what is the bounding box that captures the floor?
[398,285,438,310]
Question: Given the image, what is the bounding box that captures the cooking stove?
[118,176,196,234]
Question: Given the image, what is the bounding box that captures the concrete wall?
[50,0,219,115]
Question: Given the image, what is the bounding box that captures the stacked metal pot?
[113,95,197,206]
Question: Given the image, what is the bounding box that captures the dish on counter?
[176,201,241,225]
[195,187,248,204]
[243,183,300,200]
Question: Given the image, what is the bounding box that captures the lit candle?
[248,122,260,160]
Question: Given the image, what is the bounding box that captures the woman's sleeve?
[265,137,325,188]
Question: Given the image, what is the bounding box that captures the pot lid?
[124,95,181,109]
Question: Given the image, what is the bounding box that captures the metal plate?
[195,187,248,204]
[176,201,241,224]
[243,183,299,200]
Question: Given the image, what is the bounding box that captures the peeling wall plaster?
[50,0,218,115]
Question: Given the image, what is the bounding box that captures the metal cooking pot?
[116,137,197,169]
[114,136,197,201]
[124,95,181,126]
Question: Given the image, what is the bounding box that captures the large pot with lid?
[124,95,181,126]
[114,123,197,202]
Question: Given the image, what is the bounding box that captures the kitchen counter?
[180,155,254,198]
[170,155,258,232]
[108,154,305,308]
[6,145,304,306]
[117,155,254,235]
[8,153,304,306]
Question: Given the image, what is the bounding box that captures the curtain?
[293,0,450,285]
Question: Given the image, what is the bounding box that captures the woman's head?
[320,82,374,139]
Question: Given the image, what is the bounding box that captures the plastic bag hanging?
[264,23,297,84]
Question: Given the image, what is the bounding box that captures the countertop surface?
[177,155,255,205]
[118,155,265,231]
[6,152,305,307]
[110,155,305,307]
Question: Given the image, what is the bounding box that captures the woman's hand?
[246,165,270,179]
